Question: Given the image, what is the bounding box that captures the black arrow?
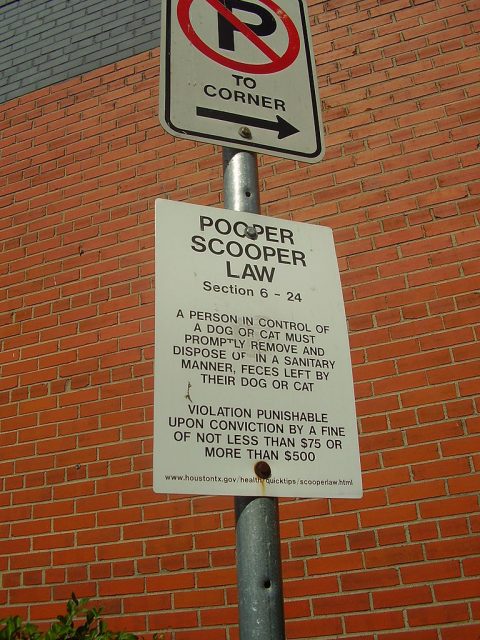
[196,107,299,139]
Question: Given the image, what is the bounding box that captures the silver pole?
[223,148,260,214]
[223,147,286,640]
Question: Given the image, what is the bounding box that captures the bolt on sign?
[153,199,362,498]
[159,0,324,162]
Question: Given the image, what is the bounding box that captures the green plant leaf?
[0,598,148,640]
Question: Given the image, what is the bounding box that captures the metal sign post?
[235,495,285,640]
[223,147,285,640]
[156,2,358,635]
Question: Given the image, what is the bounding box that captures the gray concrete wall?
[0,0,160,103]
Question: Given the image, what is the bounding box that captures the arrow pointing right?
[196,107,299,139]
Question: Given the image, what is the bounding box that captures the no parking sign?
[160,0,324,162]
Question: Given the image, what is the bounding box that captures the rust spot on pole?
[254,461,271,480]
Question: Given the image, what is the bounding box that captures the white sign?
[154,199,362,498]
[159,0,324,163]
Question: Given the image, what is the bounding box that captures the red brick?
[365,544,424,569]
[303,513,359,535]
[425,536,480,560]
[98,577,145,596]
[409,521,438,542]
[377,631,438,640]
[407,602,469,627]
[448,473,480,494]
[175,630,225,640]
[346,610,404,633]
[407,420,463,445]
[373,585,432,609]
[10,586,51,604]
[307,552,363,575]
[441,434,480,456]
[313,592,370,615]
[289,538,317,557]
[419,495,479,519]
[412,457,471,481]
[439,516,469,538]
[286,616,343,638]
[388,480,446,504]
[382,443,441,468]
[197,568,236,588]
[341,568,399,592]
[174,589,224,609]
[149,611,198,630]
[147,573,194,592]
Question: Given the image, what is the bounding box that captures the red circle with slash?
[177,0,301,74]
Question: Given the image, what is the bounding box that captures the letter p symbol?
[218,0,276,51]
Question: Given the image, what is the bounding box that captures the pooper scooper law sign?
[153,199,362,498]
[159,0,324,162]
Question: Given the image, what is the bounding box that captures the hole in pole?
[264,579,271,589]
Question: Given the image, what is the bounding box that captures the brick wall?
[0,0,159,103]
[1,0,479,638]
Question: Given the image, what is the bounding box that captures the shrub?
[0,595,139,640]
